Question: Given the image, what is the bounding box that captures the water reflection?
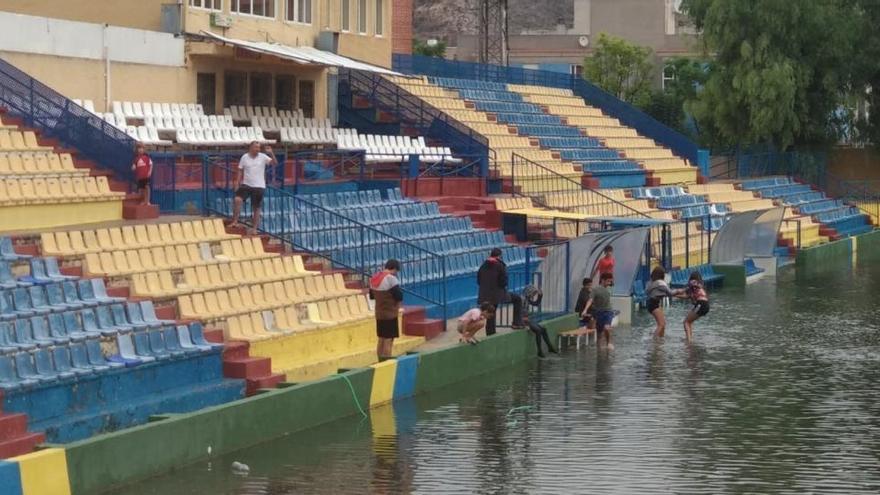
[111,259,880,495]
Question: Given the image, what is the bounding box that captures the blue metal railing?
[338,68,492,176]
[203,156,448,318]
[392,54,708,172]
[0,57,135,181]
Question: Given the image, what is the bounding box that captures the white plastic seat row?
[177,127,275,146]
[124,126,173,146]
[280,127,356,145]
[101,113,126,130]
[250,115,332,131]
[225,106,301,121]
[112,101,205,121]
[144,115,234,132]
[337,134,460,164]
[72,99,98,115]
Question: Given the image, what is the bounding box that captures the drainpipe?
[103,24,111,112]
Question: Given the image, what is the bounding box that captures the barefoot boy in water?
[592,272,616,350]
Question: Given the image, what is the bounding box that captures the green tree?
[643,57,708,135]
[681,0,864,149]
[583,33,654,107]
[413,39,447,58]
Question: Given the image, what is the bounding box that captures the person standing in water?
[645,267,683,338]
[592,272,616,350]
[681,271,710,342]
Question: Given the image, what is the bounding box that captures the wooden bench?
[557,328,594,350]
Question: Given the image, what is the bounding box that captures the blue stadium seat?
[0,354,36,389]
[1,237,31,262]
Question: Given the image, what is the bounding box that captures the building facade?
[455,0,698,86]
[0,0,396,118]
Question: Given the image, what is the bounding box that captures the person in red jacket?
[593,245,615,280]
[131,142,153,206]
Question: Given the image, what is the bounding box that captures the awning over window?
[199,31,399,75]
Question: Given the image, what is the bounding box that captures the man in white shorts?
[230,141,277,234]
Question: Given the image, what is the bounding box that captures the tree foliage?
[583,33,654,107]
[413,39,447,58]
[681,0,865,149]
[644,58,708,136]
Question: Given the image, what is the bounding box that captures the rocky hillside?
[414,0,574,43]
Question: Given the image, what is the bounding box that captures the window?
[197,73,217,115]
[224,72,247,107]
[285,0,311,23]
[232,0,276,17]
[299,80,315,118]
[276,76,296,112]
[375,0,383,36]
[569,64,584,77]
[341,0,350,31]
[190,0,222,10]
[250,73,273,108]
[662,64,676,90]
[358,0,367,33]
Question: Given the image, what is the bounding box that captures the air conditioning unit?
[211,12,234,28]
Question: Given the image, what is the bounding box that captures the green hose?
[340,374,369,419]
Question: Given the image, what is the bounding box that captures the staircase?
[0,109,158,221]
[0,391,44,458]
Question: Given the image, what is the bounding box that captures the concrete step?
[123,203,160,220]
[0,432,45,459]
[0,413,28,439]
[245,373,285,396]
[223,356,272,379]
[222,341,250,361]
[404,318,444,339]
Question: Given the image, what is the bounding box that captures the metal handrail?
[510,153,652,219]
[203,158,448,313]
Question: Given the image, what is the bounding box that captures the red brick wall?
[392,0,413,54]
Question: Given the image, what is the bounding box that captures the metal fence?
[510,153,651,219]
[0,57,135,180]
[338,68,491,175]
[203,156,448,318]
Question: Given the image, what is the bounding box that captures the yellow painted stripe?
[369,359,398,407]
[14,448,71,495]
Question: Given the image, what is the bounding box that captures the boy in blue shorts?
[592,272,616,350]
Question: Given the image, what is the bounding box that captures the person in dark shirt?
[370,259,404,360]
[477,248,524,335]
[574,277,594,332]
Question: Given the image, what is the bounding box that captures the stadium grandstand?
[0,0,874,479]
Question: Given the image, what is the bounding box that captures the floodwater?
[109,253,880,495]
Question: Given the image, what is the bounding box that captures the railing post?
[684,220,690,269]
[564,241,571,312]
[28,78,34,126]
[201,154,210,216]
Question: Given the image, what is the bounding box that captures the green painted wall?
[796,237,854,269]
[63,315,580,495]
[712,264,746,288]
[65,369,374,495]
[414,316,577,394]
[855,230,880,252]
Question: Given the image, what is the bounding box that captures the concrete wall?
[187,0,393,67]
[795,230,880,270]
[9,315,578,495]
[0,0,166,31]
